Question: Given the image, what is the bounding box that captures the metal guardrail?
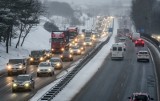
[38,34,112,101]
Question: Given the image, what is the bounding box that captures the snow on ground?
[29,18,118,101]
[0,16,51,71]
[52,18,118,101]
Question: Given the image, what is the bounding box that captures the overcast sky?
[44,0,132,6]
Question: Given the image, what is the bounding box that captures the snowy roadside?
[51,18,118,101]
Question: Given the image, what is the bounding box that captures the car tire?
[37,73,40,77]
[49,73,53,76]
[12,89,16,93]
[8,72,12,76]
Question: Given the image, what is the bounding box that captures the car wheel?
[12,89,16,93]
[37,73,40,77]
[49,73,53,76]
[8,72,12,76]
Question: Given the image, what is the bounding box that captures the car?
[137,50,150,62]
[128,93,154,101]
[69,45,82,55]
[60,51,73,62]
[83,38,93,46]
[37,62,54,77]
[12,74,35,92]
[45,50,53,59]
[29,50,47,65]
[6,59,27,76]
[49,57,63,70]
[135,38,144,47]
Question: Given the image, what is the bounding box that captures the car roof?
[133,92,148,96]
[51,57,61,59]
[138,50,148,52]
[18,74,31,77]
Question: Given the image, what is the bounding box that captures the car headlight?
[47,54,50,57]
[13,83,17,87]
[37,69,40,72]
[78,49,81,53]
[69,55,72,58]
[89,42,92,45]
[70,50,73,53]
[61,48,64,51]
[83,42,86,45]
[51,49,54,51]
[56,63,61,67]
[30,58,34,61]
[7,65,12,70]
[40,57,43,61]
[60,55,63,58]
[81,47,84,50]
[19,65,23,69]
[48,68,52,72]
[24,83,30,87]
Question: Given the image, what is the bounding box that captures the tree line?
[131,0,160,34]
[0,0,43,53]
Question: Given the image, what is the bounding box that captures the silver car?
[37,62,54,77]
[50,57,63,70]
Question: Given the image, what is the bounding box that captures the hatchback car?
[37,62,54,77]
[60,51,73,61]
[137,50,150,62]
[128,93,154,101]
[12,74,35,92]
[135,39,144,47]
[49,57,63,70]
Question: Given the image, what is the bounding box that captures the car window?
[139,52,148,54]
[9,59,23,64]
[39,63,51,67]
[118,47,122,51]
[113,47,117,51]
[17,76,30,81]
[50,59,60,62]
[134,95,148,101]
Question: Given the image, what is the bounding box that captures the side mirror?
[29,55,31,57]
[7,63,8,65]
[12,80,14,82]
[128,97,131,99]
[150,98,154,100]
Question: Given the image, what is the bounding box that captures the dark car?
[29,50,47,65]
[6,59,27,76]
[60,51,73,62]
[128,93,154,101]
[12,74,35,92]
[135,38,144,47]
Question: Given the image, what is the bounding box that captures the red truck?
[67,27,79,42]
[51,31,69,53]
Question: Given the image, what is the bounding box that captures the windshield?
[134,95,148,101]
[39,62,51,67]
[85,32,92,37]
[85,38,91,42]
[69,32,77,36]
[52,38,64,42]
[50,59,60,62]
[16,76,30,81]
[9,59,23,64]
[31,51,44,56]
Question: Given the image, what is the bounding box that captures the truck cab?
[51,31,68,53]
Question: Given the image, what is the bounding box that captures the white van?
[111,43,125,59]
[132,32,140,42]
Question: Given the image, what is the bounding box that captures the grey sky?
[44,0,132,6]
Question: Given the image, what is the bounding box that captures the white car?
[37,62,54,77]
[69,45,82,55]
[137,50,150,62]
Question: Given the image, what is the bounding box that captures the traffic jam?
[6,17,113,93]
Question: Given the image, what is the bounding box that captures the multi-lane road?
[0,41,98,101]
[72,37,158,101]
